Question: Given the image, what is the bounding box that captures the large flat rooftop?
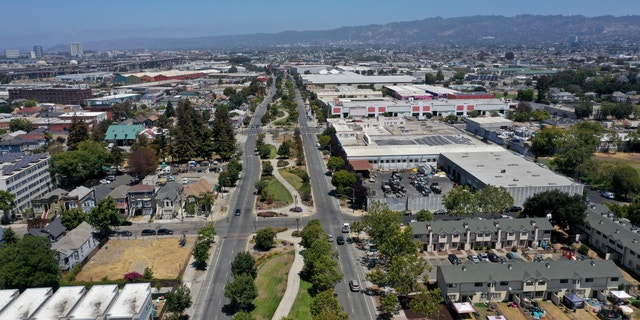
[106,283,151,318]
[30,286,85,320]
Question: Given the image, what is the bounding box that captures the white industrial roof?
[0,289,19,313]
[301,71,415,85]
[466,117,513,125]
[0,287,52,320]
[441,151,578,188]
[345,143,504,158]
[106,283,151,318]
[68,284,118,319]
[30,286,85,320]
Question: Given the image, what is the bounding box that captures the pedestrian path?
[269,158,315,214]
[271,231,304,320]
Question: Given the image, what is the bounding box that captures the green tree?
[198,223,216,243]
[199,192,215,215]
[224,273,258,310]
[477,185,514,216]
[165,284,192,316]
[0,190,15,225]
[261,161,273,176]
[362,201,402,248]
[443,186,478,217]
[254,227,276,251]
[67,116,89,150]
[504,52,515,61]
[516,89,534,102]
[192,239,210,269]
[522,190,587,230]
[532,109,551,121]
[109,146,125,170]
[387,253,428,296]
[9,118,32,132]
[310,290,348,320]
[300,219,327,249]
[575,98,594,119]
[164,100,175,118]
[277,141,291,159]
[211,104,237,161]
[231,311,255,320]
[416,209,433,222]
[531,127,566,157]
[409,288,443,319]
[61,208,87,230]
[231,252,257,279]
[331,170,356,196]
[436,70,445,81]
[535,75,550,103]
[327,156,345,172]
[0,236,60,291]
[309,254,342,293]
[91,118,112,142]
[317,135,331,150]
[611,164,640,199]
[424,73,437,85]
[379,293,399,318]
[2,227,18,244]
[87,196,122,237]
[366,266,388,288]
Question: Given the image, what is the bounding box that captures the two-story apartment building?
[154,182,183,220]
[127,184,155,216]
[577,210,640,278]
[108,185,130,217]
[62,186,96,213]
[411,218,553,252]
[437,259,624,303]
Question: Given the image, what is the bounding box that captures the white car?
[99,179,111,184]
[478,253,490,262]
[182,178,189,184]
[601,191,615,199]
[468,254,480,263]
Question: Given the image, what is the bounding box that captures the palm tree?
[199,192,215,216]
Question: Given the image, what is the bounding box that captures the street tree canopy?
[88,196,122,237]
[0,236,60,291]
[521,190,587,229]
[231,252,257,279]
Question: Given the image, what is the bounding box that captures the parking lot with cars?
[365,170,455,199]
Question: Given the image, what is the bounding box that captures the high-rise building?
[567,35,579,48]
[33,45,43,58]
[4,50,20,58]
[69,42,83,57]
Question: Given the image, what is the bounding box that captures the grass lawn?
[252,250,295,320]
[266,177,293,203]
[287,279,313,320]
[279,169,303,190]
[266,144,277,159]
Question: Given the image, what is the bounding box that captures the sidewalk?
[271,231,304,320]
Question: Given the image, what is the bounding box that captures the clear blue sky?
[2,0,639,50]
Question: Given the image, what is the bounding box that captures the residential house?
[548,91,579,103]
[183,178,215,217]
[132,114,158,128]
[108,184,130,216]
[611,91,629,103]
[51,222,97,270]
[30,188,67,219]
[104,124,144,146]
[577,210,640,278]
[127,184,155,216]
[437,259,624,303]
[62,186,96,213]
[410,218,553,252]
[27,215,66,241]
[154,182,183,219]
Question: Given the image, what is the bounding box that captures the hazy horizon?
[2,0,639,51]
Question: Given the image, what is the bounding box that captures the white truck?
[342,223,350,233]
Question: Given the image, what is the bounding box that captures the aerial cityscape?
[2,2,640,320]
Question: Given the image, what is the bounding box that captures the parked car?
[487,252,499,262]
[328,234,334,242]
[448,254,461,265]
[167,175,175,182]
[601,191,615,199]
[336,236,345,245]
[349,280,361,292]
[119,230,133,237]
[182,178,189,184]
[434,209,448,215]
[235,209,242,216]
[468,254,480,263]
[130,177,140,185]
[106,175,116,182]
[120,220,133,226]
[478,253,489,262]
[506,206,522,213]
[157,228,173,235]
[99,179,111,184]
[141,229,156,236]
[506,252,521,260]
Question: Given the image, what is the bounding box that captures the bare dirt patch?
[76,237,195,281]
[593,152,640,169]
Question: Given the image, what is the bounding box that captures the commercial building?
[68,284,119,320]
[438,151,583,206]
[106,283,153,320]
[437,259,624,303]
[0,287,52,320]
[0,153,53,213]
[85,93,140,108]
[33,45,43,58]
[30,286,85,320]
[104,124,144,146]
[4,50,20,59]
[8,86,92,105]
[411,217,553,252]
[301,70,416,89]
[69,43,83,57]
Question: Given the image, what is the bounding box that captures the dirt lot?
[594,152,640,169]
[76,237,195,282]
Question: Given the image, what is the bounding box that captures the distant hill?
[63,15,640,51]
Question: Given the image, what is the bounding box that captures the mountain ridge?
[48,15,640,52]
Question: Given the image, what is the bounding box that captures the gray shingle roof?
[411,217,553,235]
[51,222,94,256]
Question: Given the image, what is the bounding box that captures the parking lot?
[365,169,455,199]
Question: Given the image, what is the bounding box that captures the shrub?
[578,244,590,256]
[277,160,289,167]
[124,271,143,282]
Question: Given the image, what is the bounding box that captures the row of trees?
[299,219,348,319]
[442,185,514,217]
[192,224,216,269]
[225,252,259,314]
[362,202,442,319]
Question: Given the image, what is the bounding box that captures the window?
[560,279,569,283]
[585,278,593,283]
[448,283,457,288]
[525,280,534,286]
[475,282,483,287]
[500,281,509,286]
[611,277,619,281]
[538,281,546,285]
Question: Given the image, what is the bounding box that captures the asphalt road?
[292,78,377,319]
[192,81,276,320]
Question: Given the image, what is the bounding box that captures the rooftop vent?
[500,169,506,173]
[545,262,550,268]
[590,260,595,266]
[507,264,512,269]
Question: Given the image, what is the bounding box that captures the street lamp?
[296,217,300,232]
[294,194,298,209]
